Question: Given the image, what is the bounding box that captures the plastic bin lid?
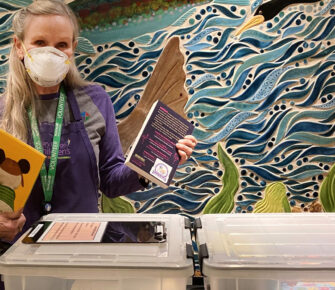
[197,213,335,269]
[0,213,193,270]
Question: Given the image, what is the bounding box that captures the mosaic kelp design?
[320,163,335,211]
[1,0,335,217]
[203,143,239,214]
[253,182,291,213]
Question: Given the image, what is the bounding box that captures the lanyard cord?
[28,86,66,203]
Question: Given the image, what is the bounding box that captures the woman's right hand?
[0,210,26,242]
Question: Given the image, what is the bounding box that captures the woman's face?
[17,14,76,59]
[14,14,77,93]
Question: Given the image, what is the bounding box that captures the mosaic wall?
[1,0,335,218]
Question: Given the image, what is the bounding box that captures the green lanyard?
[28,86,66,203]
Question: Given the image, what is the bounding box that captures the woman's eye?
[58,43,68,49]
[35,40,45,46]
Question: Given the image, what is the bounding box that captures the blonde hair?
[1,0,87,141]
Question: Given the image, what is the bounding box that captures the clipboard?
[22,220,167,244]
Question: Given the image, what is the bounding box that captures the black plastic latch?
[194,218,202,229]
[184,217,192,229]
[192,218,202,239]
[198,243,209,272]
[186,243,194,259]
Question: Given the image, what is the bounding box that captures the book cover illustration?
[125,100,194,188]
[0,129,45,212]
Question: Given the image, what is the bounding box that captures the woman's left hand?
[0,210,26,242]
[176,135,197,165]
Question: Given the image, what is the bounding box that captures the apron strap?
[66,88,82,122]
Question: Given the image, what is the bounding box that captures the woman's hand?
[0,210,26,242]
[176,135,197,165]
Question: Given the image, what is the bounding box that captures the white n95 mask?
[23,46,70,87]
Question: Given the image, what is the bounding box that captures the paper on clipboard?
[37,221,107,243]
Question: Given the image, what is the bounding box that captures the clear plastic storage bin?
[196,213,335,290]
[0,213,194,290]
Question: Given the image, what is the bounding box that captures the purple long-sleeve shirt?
[0,84,143,236]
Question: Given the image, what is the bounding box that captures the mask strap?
[21,42,32,60]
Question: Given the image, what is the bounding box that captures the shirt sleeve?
[91,85,143,197]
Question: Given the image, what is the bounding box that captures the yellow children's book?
[0,129,45,212]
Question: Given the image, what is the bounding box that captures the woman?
[0,0,196,239]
